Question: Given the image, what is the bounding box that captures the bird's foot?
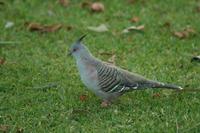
[101,100,111,107]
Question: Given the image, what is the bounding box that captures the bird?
[68,35,183,107]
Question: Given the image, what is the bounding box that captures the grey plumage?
[69,35,183,104]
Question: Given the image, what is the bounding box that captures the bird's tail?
[153,82,183,90]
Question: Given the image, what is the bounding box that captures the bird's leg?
[101,100,111,107]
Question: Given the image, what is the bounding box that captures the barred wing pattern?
[96,62,140,93]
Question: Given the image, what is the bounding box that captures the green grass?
[1,0,200,132]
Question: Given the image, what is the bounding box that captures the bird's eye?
[73,48,77,52]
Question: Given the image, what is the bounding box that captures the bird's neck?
[75,51,97,75]
[75,50,96,63]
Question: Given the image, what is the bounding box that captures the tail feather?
[154,82,183,90]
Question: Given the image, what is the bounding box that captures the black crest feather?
[77,34,87,43]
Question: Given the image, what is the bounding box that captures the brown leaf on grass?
[122,25,144,33]
[173,31,187,39]
[0,58,5,65]
[152,93,161,98]
[130,17,140,23]
[59,0,69,7]
[91,2,104,12]
[173,27,197,39]
[79,95,87,101]
[26,22,62,33]
[0,125,9,132]
[108,54,116,65]
[26,22,43,31]
[43,24,62,32]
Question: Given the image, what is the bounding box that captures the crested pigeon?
[68,35,183,106]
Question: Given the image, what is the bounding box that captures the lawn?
[0,0,200,132]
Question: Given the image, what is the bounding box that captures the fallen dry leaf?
[44,24,62,32]
[122,25,144,33]
[79,95,87,101]
[91,2,104,12]
[152,93,161,98]
[108,54,116,65]
[191,55,200,62]
[0,58,5,65]
[173,31,187,39]
[0,125,9,132]
[173,27,196,39]
[26,22,62,33]
[26,22,43,31]
[87,24,108,32]
[130,16,140,23]
[59,0,69,7]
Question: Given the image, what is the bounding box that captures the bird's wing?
[118,68,159,90]
[118,68,183,90]
[96,62,153,93]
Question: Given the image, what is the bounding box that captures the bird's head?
[68,35,90,58]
